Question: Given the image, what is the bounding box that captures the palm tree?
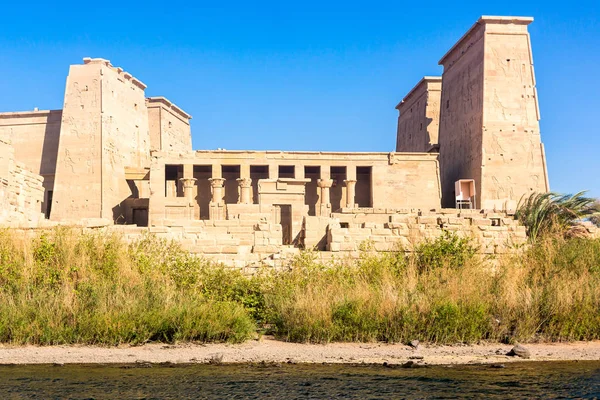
[515,191,600,243]
[591,200,600,227]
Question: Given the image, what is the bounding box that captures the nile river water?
[0,361,599,399]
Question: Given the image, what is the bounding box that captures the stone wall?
[328,209,526,254]
[396,77,442,153]
[0,139,45,227]
[147,97,192,153]
[437,17,549,209]
[50,59,105,222]
[109,208,528,268]
[0,109,62,216]
[437,19,486,208]
[108,217,293,269]
[480,19,549,209]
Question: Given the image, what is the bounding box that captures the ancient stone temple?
[0,16,550,266]
[395,16,549,209]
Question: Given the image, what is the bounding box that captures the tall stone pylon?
[50,58,151,222]
[437,16,549,210]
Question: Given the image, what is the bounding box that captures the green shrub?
[415,230,478,272]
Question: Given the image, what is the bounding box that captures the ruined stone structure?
[0,139,45,226]
[0,16,552,266]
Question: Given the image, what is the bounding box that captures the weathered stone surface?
[507,344,531,359]
[437,16,548,210]
[396,77,442,153]
[0,139,45,226]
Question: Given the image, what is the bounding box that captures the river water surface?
[0,361,599,399]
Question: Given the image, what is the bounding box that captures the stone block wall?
[0,139,45,227]
[396,77,442,153]
[328,209,527,254]
[147,97,192,153]
[106,218,290,269]
[0,109,61,216]
[303,216,331,250]
[148,218,283,255]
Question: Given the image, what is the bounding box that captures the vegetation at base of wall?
[0,229,256,345]
[1,227,600,345]
[269,235,600,343]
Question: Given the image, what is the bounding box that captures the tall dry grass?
[0,228,255,345]
[0,227,599,345]
[265,234,600,344]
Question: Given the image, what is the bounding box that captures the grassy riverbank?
[0,228,599,345]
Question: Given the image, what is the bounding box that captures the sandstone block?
[252,245,280,253]
[472,218,492,227]
[372,228,393,236]
[221,246,239,254]
[328,242,341,252]
[417,216,439,225]
[339,243,356,251]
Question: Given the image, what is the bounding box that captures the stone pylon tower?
[50,58,151,222]
[437,16,549,209]
[395,76,442,153]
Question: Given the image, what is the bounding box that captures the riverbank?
[1,337,600,365]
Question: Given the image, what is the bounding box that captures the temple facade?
[0,16,552,264]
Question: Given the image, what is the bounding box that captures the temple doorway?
[274,204,292,245]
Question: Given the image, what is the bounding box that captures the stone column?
[179,178,197,219]
[179,178,197,202]
[268,164,278,180]
[344,179,357,208]
[208,177,226,220]
[237,178,252,204]
[317,178,333,217]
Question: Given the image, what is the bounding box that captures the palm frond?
[516,191,600,242]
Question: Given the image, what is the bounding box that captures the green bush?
[415,230,478,272]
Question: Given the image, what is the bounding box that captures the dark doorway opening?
[222,165,241,204]
[165,165,183,197]
[250,165,269,204]
[304,166,320,216]
[356,166,372,207]
[330,166,347,212]
[132,208,148,227]
[278,165,295,179]
[45,190,53,219]
[194,165,212,220]
[275,204,292,245]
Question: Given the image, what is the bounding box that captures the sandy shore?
[1,337,600,366]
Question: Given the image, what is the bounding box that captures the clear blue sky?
[1,1,598,197]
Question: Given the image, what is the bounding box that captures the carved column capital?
[179,177,197,189]
[317,178,334,189]
[208,177,225,188]
[236,177,252,188]
[179,178,197,211]
[237,178,253,204]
